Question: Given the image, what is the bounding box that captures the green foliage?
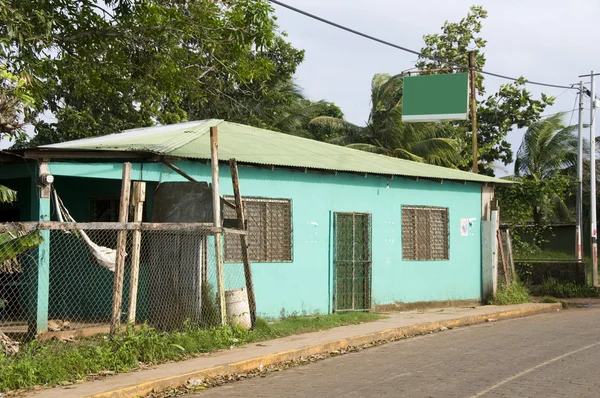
[0,312,382,392]
[311,74,461,167]
[496,176,572,251]
[1,0,308,146]
[489,280,531,305]
[200,281,220,329]
[0,65,35,142]
[0,185,17,203]
[541,296,559,303]
[416,6,555,175]
[515,114,578,180]
[529,278,599,299]
[0,231,44,273]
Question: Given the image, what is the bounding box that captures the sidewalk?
[25,303,561,398]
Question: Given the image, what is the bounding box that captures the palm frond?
[0,231,44,273]
[346,143,391,155]
[0,185,17,203]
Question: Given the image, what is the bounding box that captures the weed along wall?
[41,160,482,320]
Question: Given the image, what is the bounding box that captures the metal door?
[333,212,372,311]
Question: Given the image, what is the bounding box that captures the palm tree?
[309,73,460,167]
[514,113,578,224]
[515,113,578,181]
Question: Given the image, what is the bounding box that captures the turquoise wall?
[42,161,482,318]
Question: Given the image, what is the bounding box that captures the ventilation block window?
[224,197,293,263]
[401,206,449,261]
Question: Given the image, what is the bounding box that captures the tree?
[1,0,305,146]
[0,66,33,203]
[515,114,578,181]
[310,73,460,167]
[416,5,555,175]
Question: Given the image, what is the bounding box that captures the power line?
[269,0,576,91]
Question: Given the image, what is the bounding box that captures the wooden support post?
[110,162,132,334]
[127,181,146,325]
[469,50,478,174]
[211,127,227,326]
[506,229,516,280]
[497,229,509,288]
[229,158,257,328]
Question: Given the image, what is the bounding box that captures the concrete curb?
[89,304,562,398]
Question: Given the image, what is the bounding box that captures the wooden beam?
[0,222,246,234]
[211,126,227,326]
[497,228,510,288]
[161,159,198,182]
[110,163,132,334]
[127,182,146,325]
[22,150,147,160]
[229,158,257,329]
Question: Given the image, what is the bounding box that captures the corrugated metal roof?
[40,119,509,185]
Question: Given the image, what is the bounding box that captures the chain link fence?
[0,224,249,341]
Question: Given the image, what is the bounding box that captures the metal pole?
[576,82,584,261]
[590,71,598,287]
[469,51,478,174]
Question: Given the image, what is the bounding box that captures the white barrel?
[225,287,251,329]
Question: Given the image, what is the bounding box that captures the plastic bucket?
[225,287,251,329]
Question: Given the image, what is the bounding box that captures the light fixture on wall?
[40,173,54,186]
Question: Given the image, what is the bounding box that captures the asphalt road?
[191,307,600,398]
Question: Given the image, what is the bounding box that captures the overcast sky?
[271,0,600,175]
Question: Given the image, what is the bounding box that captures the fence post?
[28,160,51,335]
[110,162,132,334]
[211,127,227,326]
[229,159,257,328]
[127,181,146,325]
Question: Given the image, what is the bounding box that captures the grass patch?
[489,280,531,305]
[540,296,559,303]
[0,312,382,393]
[529,277,599,298]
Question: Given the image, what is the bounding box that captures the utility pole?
[469,51,478,174]
[576,81,584,261]
[580,71,600,287]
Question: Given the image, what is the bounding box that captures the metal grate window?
[402,206,449,261]
[224,197,292,262]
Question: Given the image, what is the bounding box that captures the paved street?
[193,307,600,397]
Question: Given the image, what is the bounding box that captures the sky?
[3,0,600,176]
[270,0,600,175]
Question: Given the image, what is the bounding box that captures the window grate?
[402,206,449,261]
[224,197,292,263]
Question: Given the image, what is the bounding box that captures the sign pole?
[576,82,584,261]
[469,51,478,174]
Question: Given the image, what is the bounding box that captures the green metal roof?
[39,119,509,185]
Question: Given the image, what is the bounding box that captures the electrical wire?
[269,0,577,90]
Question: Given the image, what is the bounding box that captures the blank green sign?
[402,73,469,122]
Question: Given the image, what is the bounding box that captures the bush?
[489,280,530,305]
[529,278,599,298]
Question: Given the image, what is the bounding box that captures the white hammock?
[53,189,122,272]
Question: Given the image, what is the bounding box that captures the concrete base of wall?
[375,299,482,312]
[516,261,586,286]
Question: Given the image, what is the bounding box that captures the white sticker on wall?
[460,218,469,237]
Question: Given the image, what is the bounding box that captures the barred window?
[401,206,449,261]
[224,197,292,262]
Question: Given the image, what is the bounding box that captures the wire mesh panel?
[333,212,372,312]
[0,223,249,341]
[402,206,449,261]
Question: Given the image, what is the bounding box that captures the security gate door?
[333,212,372,311]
